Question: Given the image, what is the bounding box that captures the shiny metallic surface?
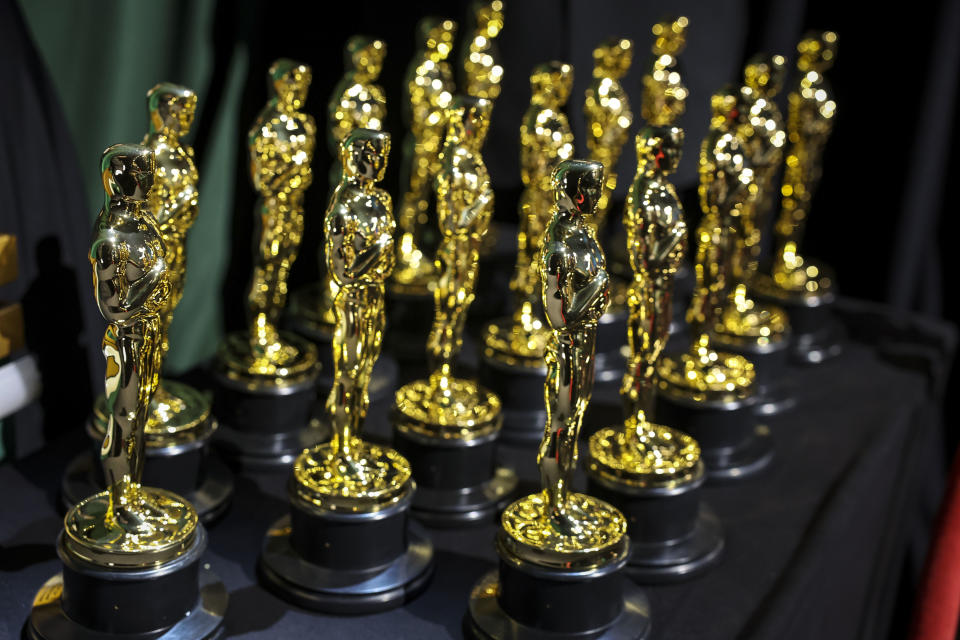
[395,97,501,440]
[501,160,627,570]
[461,1,505,100]
[293,129,412,514]
[657,99,757,403]
[584,37,633,230]
[71,143,197,568]
[714,58,791,349]
[482,62,574,368]
[640,16,689,126]
[217,59,319,383]
[318,37,389,329]
[761,31,838,298]
[394,17,457,294]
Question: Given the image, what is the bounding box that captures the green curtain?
[18,0,246,373]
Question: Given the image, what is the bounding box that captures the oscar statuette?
[63,83,233,523]
[654,91,773,480]
[711,57,797,416]
[478,61,574,444]
[258,129,434,613]
[388,17,458,364]
[392,97,518,527]
[587,126,724,582]
[27,145,226,640]
[582,37,636,387]
[211,60,322,468]
[284,37,398,429]
[466,161,650,639]
[752,31,842,363]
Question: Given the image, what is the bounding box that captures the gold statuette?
[483,61,574,369]
[641,16,689,126]
[501,160,627,569]
[90,84,213,444]
[395,97,500,437]
[713,70,790,346]
[217,59,318,384]
[763,31,838,296]
[657,93,757,403]
[69,144,197,569]
[307,37,389,335]
[461,0,505,100]
[584,37,633,231]
[589,124,700,487]
[394,17,457,295]
[292,129,412,512]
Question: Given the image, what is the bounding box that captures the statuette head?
[797,31,837,72]
[744,53,787,97]
[418,17,457,58]
[346,36,386,79]
[270,59,312,109]
[530,61,573,106]
[592,37,633,79]
[101,143,155,202]
[636,125,684,175]
[553,159,604,217]
[446,95,492,148]
[147,83,197,136]
[341,128,390,183]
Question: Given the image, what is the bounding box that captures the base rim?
[258,515,435,614]
[465,570,651,640]
[625,504,724,584]
[411,467,519,528]
[703,424,774,482]
[25,566,227,640]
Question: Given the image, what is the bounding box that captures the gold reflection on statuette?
[394,18,458,294]
[501,160,626,571]
[763,32,838,297]
[69,144,197,569]
[217,59,318,384]
[292,129,412,514]
[641,16,689,126]
[394,97,502,439]
[461,1,505,100]
[657,94,757,401]
[483,62,574,367]
[584,37,633,231]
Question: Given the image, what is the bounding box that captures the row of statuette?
[25,6,840,639]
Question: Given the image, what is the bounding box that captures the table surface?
[0,307,950,640]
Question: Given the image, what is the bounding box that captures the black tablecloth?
[0,300,954,640]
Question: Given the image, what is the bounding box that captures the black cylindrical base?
[466,544,651,639]
[655,391,773,482]
[587,463,724,583]
[478,357,547,445]
[393,428,518,527]
[212,369,325,469]
[752,288,844,365]
[61,448,233,525]
[26,527,226,640]
[712,332,797,417]
[258,498,435,613]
